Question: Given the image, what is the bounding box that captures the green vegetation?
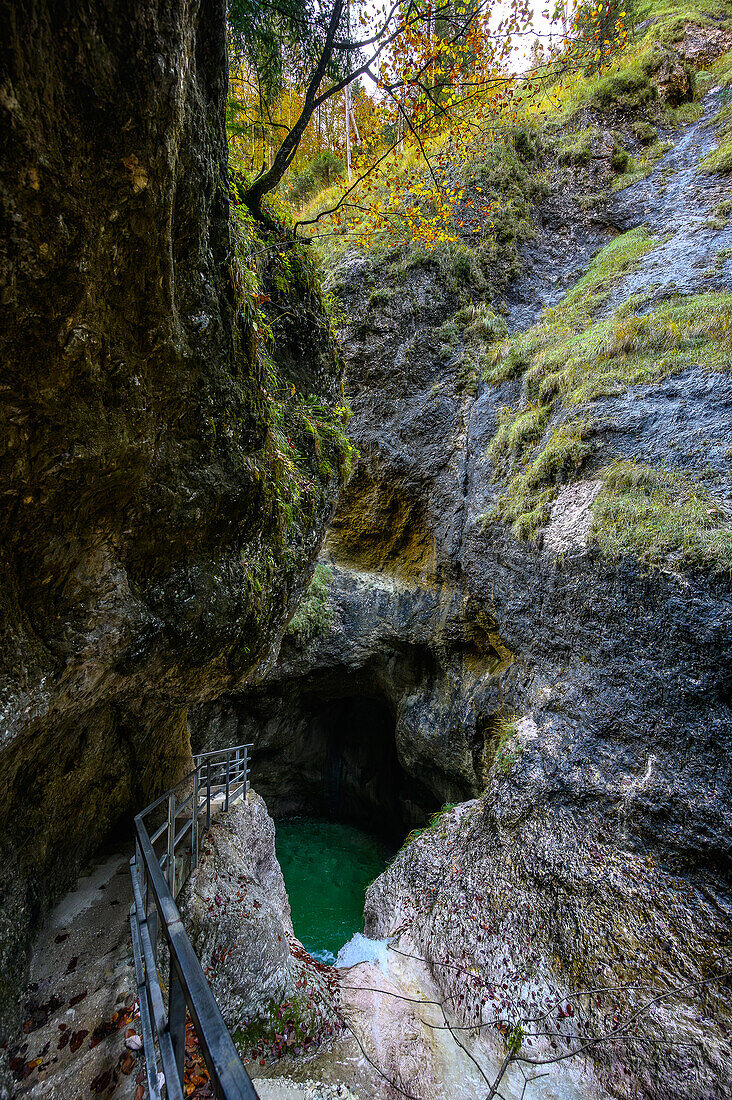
[399,802,459,852]
[234,986,335,1062]
[489,419,597,541]
[638,0,732,42]
[558,126,598,166]
[455,301,508,341]
[699,99,732,174]
[286,562,333,643]
[612,138,673,190]
[483,226,732,552]
[493,716,522,775]
[488,405,552,472]
[592,461,732,571]
[230,198,355,544]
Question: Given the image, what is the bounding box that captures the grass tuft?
[592,461,732,571]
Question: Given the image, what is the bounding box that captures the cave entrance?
[304,693,435,841]
[245,688,439,842]
[271,693,437,963]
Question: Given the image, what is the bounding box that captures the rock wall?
[190,44,732,1098]
[0,0,344,1030]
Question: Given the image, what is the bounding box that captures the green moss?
[632,120,658,144]
[612,138,674,189]
[611,140,633,172]
[286,562,333,644]
[234,987,335,1063]
[456,353,480,396]
[637,0,732,41]
[591,461,732,571]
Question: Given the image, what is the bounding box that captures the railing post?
[169,958,186,1088]
[225,751,230,812]
[191,764,200,872]
[167,791,176,895]
[244,745,249,796]
[140,839,159,965]
[234,746,240,801]
[206,760,211,829]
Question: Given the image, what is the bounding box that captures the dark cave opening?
[247,691,440,843]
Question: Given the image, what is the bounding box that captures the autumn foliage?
[227,1,630,249]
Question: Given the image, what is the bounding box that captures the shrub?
[310,149,345,187]
[286,167,317,206]
[611,141,632,172]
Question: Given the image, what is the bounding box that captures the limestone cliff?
[191,23,732,1099]
[0,0,346,1030]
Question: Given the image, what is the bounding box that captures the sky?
[356,0,568,91]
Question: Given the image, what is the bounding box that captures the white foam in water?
[309,947,336,965]
[335,932,390,968]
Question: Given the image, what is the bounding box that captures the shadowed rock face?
[0,0,343,1030]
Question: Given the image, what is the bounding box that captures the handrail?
[129,744,259,1099]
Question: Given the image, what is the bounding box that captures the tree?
[228,0,629,242]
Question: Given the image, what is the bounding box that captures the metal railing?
[129,745,260,1099]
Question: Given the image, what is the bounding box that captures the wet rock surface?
[591,367,732,481]
[608,89,732,305]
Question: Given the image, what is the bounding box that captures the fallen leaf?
[90,1067,112,1092]
[69,1029,88,1052]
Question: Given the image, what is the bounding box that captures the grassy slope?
[484,228,732,569]
[307,0,732,573]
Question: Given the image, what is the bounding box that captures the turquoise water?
[274,818,392,964]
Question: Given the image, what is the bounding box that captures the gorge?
[2,1,732,1099]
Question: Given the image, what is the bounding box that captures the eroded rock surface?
[0,0,344,1030]
[365,795,731,1100]
[180,793,341,1050]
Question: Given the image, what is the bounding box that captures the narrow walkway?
[10,848,141,1100]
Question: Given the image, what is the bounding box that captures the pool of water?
[274,818,392,964]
